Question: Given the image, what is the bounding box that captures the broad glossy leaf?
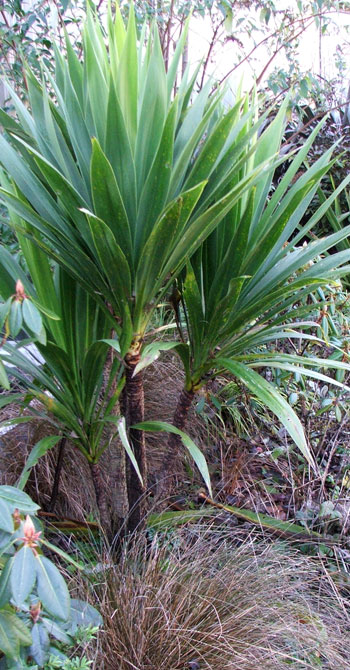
[22,298,42,336]
[0,487,40,515]
[10,545,37,606]
[42,618,71,644]
[0,135,62,227]
[0,611,32,658]
[0,297,12,328]
[36,555,70,621]
[0,499,13,533]
[0,558,13,608]
[163,164,269,278]
[174,79,212,161]
[184,100,243,191]
[0,189,108,301]
[29,622,50,667]
[252,97,288,222]
[64,30,84,103]
[69,598,103,633]
[8,301,22,338]
[62,66,92,186]
[83,14,109,144]
[169,93,223,198]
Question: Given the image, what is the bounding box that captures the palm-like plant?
[155,118,350,488]
[0,6,279,528]
[0,235,129,533]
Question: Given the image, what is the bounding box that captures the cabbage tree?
[0,6,278,529]
[152,119,350,490]
[0,239,128,534]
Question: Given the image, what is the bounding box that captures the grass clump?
[91,523,350,670]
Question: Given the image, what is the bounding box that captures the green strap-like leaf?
[132,341,179,376]
[132,420,212,496]
[0,360,9,391]
[117,416,143,486]
[90,138,132,263]
[135,183,206,322]
[84,209,132,318]
[183,262,205,358]
[116,3,138,148]
[17,436,61,491]
[135,25,167,192]
[216,357,315,469]
[184,100,243,191]
[105,81,137,224]
[135,98,178,256]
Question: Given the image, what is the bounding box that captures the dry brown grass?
[90,521,350,670]
[0,412,97,519]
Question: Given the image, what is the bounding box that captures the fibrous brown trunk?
[158,387,195,499]
[90,461,112,539]
[125,352,147,533]
[103,346,129,539]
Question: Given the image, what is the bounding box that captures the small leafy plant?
[0,485,102,669]
[0,279,48,390]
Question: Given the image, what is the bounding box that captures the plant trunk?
[124,352,147,533]
[103,345,129,539]
[47,437,67,512]
[90,461,112,539]
[107,417,129,540]
[158,387,195,499]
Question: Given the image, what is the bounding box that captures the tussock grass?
[90,522,350,670]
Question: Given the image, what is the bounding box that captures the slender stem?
[47,437,67,513]
[199,18,224,91]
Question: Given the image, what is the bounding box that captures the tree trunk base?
[90,462,112,539]
[158,387,195,500]
[124,352,147,534]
